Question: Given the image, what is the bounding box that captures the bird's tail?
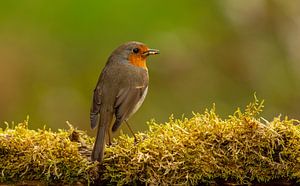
[91,109,113,162]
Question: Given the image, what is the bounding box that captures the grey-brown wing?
[112,86,148,132]
[90,66,109,130]
[90,85,102,129]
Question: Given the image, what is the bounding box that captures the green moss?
[1,97,300,185]
[101,97,300,185]
[0,118,98,185]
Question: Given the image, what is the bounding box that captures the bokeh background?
[1,0,300,135]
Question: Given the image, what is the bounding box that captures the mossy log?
[0,97,299,185]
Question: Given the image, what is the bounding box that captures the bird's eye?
[132,48,140,54]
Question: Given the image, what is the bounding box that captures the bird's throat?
[128,55,147,69]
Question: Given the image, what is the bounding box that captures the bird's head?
[112,41,159,69]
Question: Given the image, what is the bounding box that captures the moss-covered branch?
[1,97,300,185]
[0,119,99,185]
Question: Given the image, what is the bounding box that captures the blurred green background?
[0,0,299,135]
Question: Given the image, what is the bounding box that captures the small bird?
[90,41,159,162]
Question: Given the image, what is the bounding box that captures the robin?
[90,41,159,162]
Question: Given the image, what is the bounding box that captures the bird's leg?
[105,127,112,146]
[108,129,112,146]
[125,120,138,144]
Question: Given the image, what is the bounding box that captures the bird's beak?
[143,49,160,56]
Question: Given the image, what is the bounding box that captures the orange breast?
[128,55,147,69]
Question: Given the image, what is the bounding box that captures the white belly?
[129,86,148,118]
